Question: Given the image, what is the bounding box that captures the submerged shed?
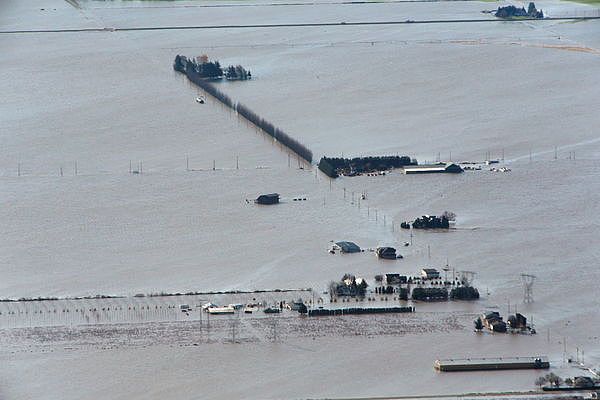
[421,268,440,279]
[334,241,361,253]
[376,247,397,259]
[255,193,280,205]
[403,163,463,174]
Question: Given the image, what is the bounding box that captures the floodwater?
[1,0,600,399]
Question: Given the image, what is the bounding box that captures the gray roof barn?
[403,163,463,174]
[254,193,280,205]
[334,241,361,253]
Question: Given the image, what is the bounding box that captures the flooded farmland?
[1,0,600,398]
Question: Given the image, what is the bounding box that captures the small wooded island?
[174,54,251,80]
[495,2,544,19]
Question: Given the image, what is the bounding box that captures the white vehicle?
[207,306,235,315]
[196,96,205,104]
[201,302,217,310]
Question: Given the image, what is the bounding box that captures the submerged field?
[1,0,600,398]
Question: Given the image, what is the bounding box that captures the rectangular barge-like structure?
[434,356,549,372]
[308,306,414,317]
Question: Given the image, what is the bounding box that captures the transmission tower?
[521,273,536,303]
[459,271,476,287]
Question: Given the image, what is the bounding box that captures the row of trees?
[226,65,251,80]
[450,286,480,300]
[174,55,224,78]
[329,274,368,298]
[318,156,416,178]
[174,55,313,163]
[536,373,598,388]
[186,64,234,108]
[236,103,313,163]
[411,287,448,301]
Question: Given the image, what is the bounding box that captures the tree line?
[318,155,416,178]
[174,55,312,163]
[236,103,312,163]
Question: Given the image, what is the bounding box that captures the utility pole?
[17,162,21,177]
[74,161,78,176]
[236,155,239,170]
[269,317,279,343]
[186,156,189,171]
